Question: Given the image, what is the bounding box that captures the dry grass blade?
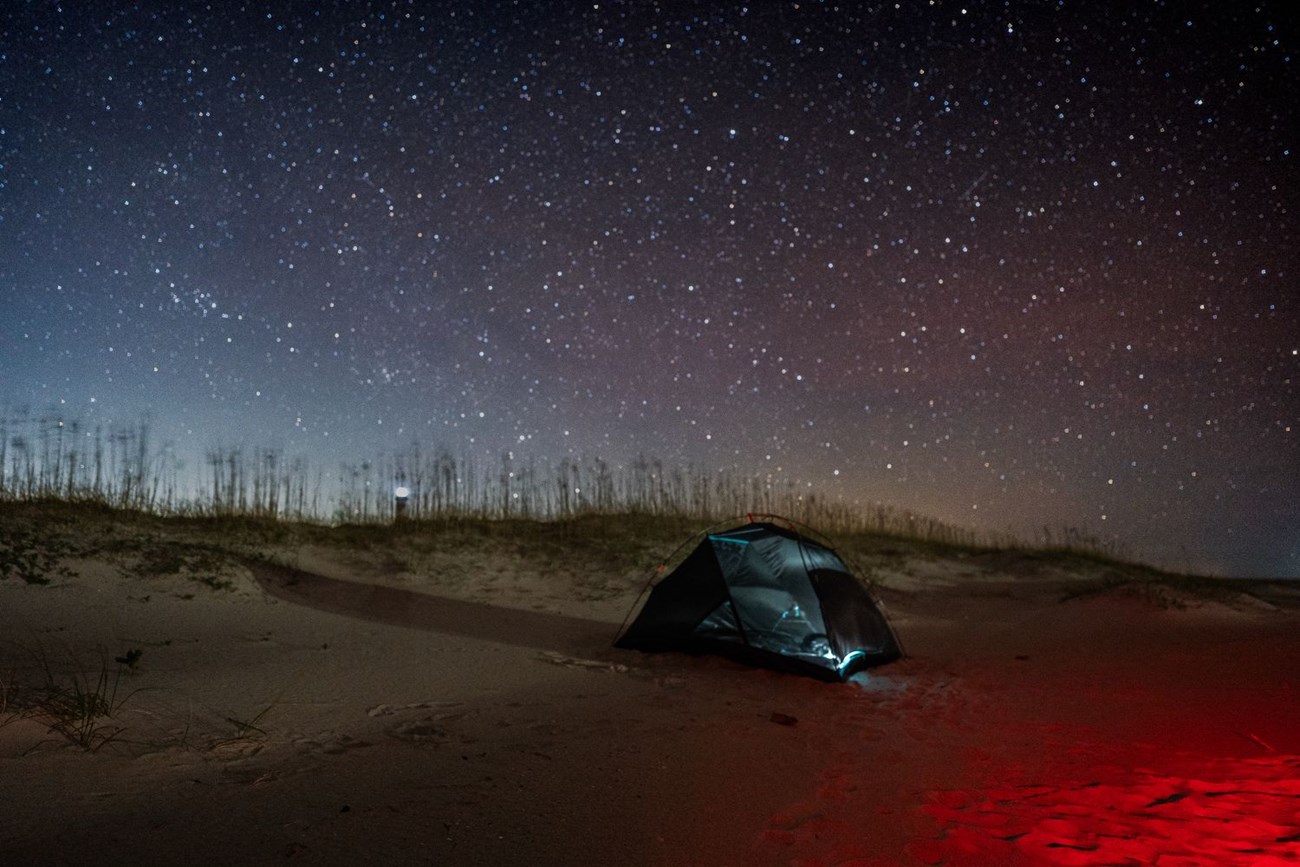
[24,647,146,752]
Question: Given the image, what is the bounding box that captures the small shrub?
[132,543,238,592]
[29,649,143,751]
[0,523,76,585]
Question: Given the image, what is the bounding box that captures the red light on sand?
[917,755,1300,864]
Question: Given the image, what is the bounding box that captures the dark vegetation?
[0,522,76,585]
[0,412,1110,554]
[10,411,1289,608]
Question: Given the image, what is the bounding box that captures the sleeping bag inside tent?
[615,521,902,681]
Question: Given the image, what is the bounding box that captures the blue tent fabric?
[615,522,902,681]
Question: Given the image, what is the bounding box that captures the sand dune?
[2,507,1297,865]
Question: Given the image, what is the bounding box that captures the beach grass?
[0,412,1131,568]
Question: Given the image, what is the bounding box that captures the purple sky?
[2,2,1295,575]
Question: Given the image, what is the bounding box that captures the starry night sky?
[2,2,1296,576]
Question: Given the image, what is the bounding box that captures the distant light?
[394,486,410,499]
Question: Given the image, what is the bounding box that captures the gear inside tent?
[615,520,902,681]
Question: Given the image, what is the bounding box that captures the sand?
[2,509,1298,866]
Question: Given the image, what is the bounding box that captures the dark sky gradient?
[2,2,1296,576]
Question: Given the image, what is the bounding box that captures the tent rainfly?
[615,521,902,681]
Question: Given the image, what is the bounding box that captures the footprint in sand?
[292,732,372,755]
[367,700,465,717]
[208,737,264,760]
[390,717,451,743]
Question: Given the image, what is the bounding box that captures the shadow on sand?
[247,559,621,658]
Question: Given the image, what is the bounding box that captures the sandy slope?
[1,512,1297,866]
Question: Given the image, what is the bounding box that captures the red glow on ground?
[912,755,1300,864]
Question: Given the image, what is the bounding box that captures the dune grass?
[0,645,146,752]
[4,410,1202,607]
[0,412,1131,568]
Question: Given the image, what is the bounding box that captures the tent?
[615,520,902,681]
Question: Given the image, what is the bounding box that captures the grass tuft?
[23,647,145,752]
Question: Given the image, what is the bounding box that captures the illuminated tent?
[615,521,902,681]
